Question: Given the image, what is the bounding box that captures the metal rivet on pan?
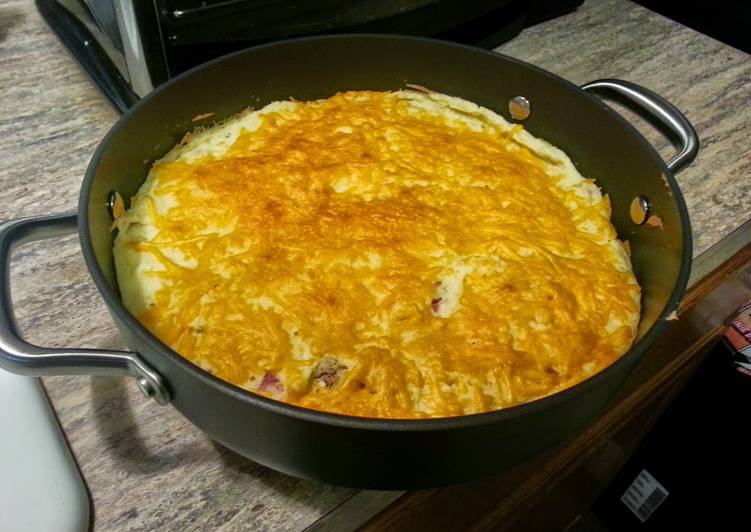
[509,96,531,121]
[136,376,156,399]
[630,195,650,225]
[107,190,118,219]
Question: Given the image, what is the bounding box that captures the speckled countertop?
[0,0,749,530]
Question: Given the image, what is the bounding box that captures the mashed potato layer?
[114,89,640,418]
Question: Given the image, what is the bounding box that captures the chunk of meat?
[312,356,348,387]
[258,372,284,394]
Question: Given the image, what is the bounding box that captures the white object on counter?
[0,371,90,532]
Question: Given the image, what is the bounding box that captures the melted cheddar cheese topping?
[114,90,640,418]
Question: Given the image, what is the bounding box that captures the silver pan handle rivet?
[136,376,156,399]
[509,96,531,121]
[107,190,118,219]
[630,195,651,225]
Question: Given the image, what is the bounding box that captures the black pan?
[0,35,696,489]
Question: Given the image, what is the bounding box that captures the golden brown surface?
[115,90,640,418]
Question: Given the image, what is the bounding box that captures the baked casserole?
[113,89,640,418]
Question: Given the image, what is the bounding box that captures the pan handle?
[0,213,170,405]
[581,79,699,174]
